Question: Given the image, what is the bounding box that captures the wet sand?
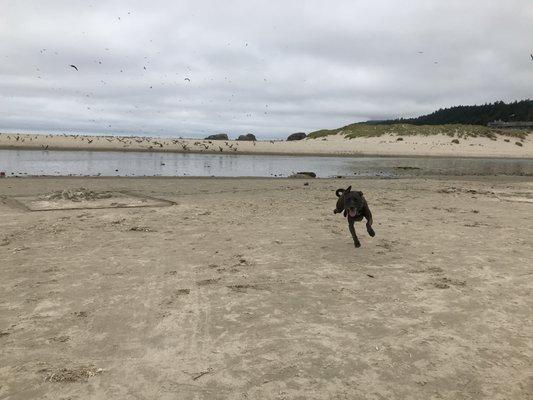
[0,131,532,158]
[1,176,532,399]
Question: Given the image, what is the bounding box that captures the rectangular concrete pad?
[12,191,174,211]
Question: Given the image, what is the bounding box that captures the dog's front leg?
[366,218,375,237]
[348,220,361,248]
[363,203,375,237]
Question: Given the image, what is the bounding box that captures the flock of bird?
[0,133,265,153]
[19,20,533,138]
[33,39,271,133]
[68,63,191,82]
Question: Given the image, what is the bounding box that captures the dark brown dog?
[334,186,375,248]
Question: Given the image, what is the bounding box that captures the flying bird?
[530,54,533,61]
[69,64,78,71]
[184,78,191,82]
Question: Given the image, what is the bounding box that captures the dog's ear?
[335,188,345,198]
[345,186,352,193]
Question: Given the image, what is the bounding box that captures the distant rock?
[205,134,229,140]
[236,133,256,141]
[287,132,306,141]
[289,171,316,179]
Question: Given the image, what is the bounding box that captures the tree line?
[368,99,533,126]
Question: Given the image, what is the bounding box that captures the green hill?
[308,123,529,140]
[308,100,532,139]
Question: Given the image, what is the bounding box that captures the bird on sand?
[70,64,78,71]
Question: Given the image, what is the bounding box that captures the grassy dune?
[308,123,530,140]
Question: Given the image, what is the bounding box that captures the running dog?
[334,186,375,248]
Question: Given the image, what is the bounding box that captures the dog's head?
[336,186,364,217]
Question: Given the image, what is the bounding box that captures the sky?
[1,0,532,139]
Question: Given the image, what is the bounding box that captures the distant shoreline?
[0,131,531,159]
[3,144,533,161]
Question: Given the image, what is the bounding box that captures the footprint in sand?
[49,335,70,343]
[161,289,191,307]
[433,277,466,289]
[196,278,220,286]
[73,311,88,318]
[226,284,258,293]
[376,239,398,251]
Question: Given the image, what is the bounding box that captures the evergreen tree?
[373,99,533,126]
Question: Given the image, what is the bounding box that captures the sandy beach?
[1,131,532,158]
[1,176,532,399]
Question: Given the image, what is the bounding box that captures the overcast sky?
[1,0,532,139]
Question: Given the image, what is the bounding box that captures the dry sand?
[1,176,532,399]
[1,131,532,158]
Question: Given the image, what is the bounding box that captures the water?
[0,149,532,178]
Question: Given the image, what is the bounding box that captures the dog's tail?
[335,188,345,198]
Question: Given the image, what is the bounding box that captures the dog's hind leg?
[348,220,361,248]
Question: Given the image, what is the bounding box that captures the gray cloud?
[1,0,532,138]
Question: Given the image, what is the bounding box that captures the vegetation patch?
[308,123,529,139]
[308,100,532,140]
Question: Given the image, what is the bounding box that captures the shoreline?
[3,144,533,160]
[1,175,532,181]
[1,131,532,159]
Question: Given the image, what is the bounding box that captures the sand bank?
[0,131,531,158]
